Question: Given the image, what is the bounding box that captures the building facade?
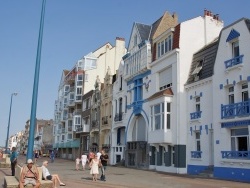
[212,18,250,182]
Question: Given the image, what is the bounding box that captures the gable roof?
[186,38,219,85]
[136,23,152,41]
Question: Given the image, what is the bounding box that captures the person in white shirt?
[42,160,66,188]
[96,150,102,160]
[81,154,88,170]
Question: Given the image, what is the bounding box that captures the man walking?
[100,150,109,181]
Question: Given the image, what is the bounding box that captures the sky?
[1,0,250,147]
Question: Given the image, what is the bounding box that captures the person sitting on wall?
[42,160,66,187]
[19,159,41,188]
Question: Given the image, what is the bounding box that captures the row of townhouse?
[53,9,250,182]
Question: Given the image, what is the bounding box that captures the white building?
[121,11,178,169]
[185,38,219,174]
[212,18,250,182]
[148,10,223,174]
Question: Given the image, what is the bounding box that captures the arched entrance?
[126,115,148,168]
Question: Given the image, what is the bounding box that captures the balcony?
[114,113,124,122]
[68,126,73,132]
[148,129,173,144]
[61,128,66,134]
[148,130,172,144]
[73,109,82,116]
[221,100,250,119]
[102,116,109,125]
[75,124,90,133]
[190,111,202,120]
[224,55,244,69]
[191,151,202,158]
[124,41,151,81]
[75,95,82,102]
[68,99,75,106]
[221,151,250,159]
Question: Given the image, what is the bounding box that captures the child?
[75,157,81,171]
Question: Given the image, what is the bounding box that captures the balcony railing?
[75,124,90,133]
[191,151,202,158]
[61,128,66,133]
[73,109,82,116]
[221,100,250,119]
[190,111,202,120]
[221,151,250,159]
[224,55,244,69]
[124,41,151,80]
[68,126,73,132]
[114,112,123,122]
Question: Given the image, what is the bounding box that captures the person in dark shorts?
[42,160,66,187]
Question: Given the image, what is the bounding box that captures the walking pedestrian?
[10,147,18,176]
[50,150,55,163]
[81,153,88,171]
[75,157,80,171]
[100,150,109,181]
[34,150,39,163]
[89,154,101,181]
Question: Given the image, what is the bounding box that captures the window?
[166,103,171,129]
[242,83,249,102]
[151,102,171,130]
[74,116,81,125]
[228,86,234,104]
[134,35,137,46]
[61,135,65,142]
[232,40,239,58]
[157,35,172,58]
[85,74,88,82]
[231,128,249,151]
[77,74,83,86]
[195,132,201,151]
[84,98,90,110]
[196,97,200,112]
[67,134,72,140]
[159,67,172,90]
[133,79,143,101]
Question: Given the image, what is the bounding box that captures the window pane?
[196,132,200,139]
[167,103,171,112]
[167,114,170,129]
[155,115,161,130]
[231,128,248,136]
[162,114,164,129]
[154,104,160,114]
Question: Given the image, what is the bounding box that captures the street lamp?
[5,93,18,153]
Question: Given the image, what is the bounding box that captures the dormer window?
[232,40,239,58]
[192,60,203,81]
[134,35,137,46]
[157,35,172,58]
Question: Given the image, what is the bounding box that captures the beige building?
[54,37,126,160]
[20,119,53,155]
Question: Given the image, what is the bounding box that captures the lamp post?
[27,0,46,160]
[5,93,18,154]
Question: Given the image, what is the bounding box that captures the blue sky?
[1,0,250,147]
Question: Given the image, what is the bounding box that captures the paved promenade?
[1,155,250,188]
